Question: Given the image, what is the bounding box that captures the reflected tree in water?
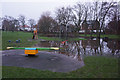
[107,40,120,55]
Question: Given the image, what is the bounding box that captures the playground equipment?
[61,40,68,44]
[16,40,20,43]
[8,40,11,43]
[7,47,59,56]
[8,39,21,43]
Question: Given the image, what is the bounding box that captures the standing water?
[34,37,120,61]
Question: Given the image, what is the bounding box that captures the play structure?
[7,47,59,56]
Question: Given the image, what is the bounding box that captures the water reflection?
[107,39,120,55]
[34,38,120,61]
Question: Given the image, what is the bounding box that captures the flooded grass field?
[34,37,120,61]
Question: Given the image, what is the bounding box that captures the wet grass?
[39,37,63,41]
[101,34,120,39]
[68,38,87,41]
[80,34,120,39]
[39,37,87,41]
[2,31,38,50]
[2,56,119,78]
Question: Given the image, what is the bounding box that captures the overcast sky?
[0,0,119,22]
[1,0,82,22]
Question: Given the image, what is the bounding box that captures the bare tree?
[0,17,2,30]
[28,19,36,31]
[91,1,101,37]
[71,3,84,32]
[98,2,117,36]
[2,16,17,31]
[55,6,72,38]
[88,1,117,37]
[81,3,90,36]
[55,6,72,27]
[14,19,20,31]
[106,2,120,35]
[18,15,26,30]
[8,16,17,32]
[2,19,9,31]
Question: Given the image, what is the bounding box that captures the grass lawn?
[2,31,38,50]
[39,36,63,41]
[68,38,87,41]
[80,34,120,39]
[2,56,119,78]
[39,36,87,41]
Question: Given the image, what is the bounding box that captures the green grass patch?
[68,38,87,41]
[2,56,119,78]
[100,34,120,39]
[2,31,38,50]
[39,36,87,41]
[39,37,64,41]
[80,34,120,39]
